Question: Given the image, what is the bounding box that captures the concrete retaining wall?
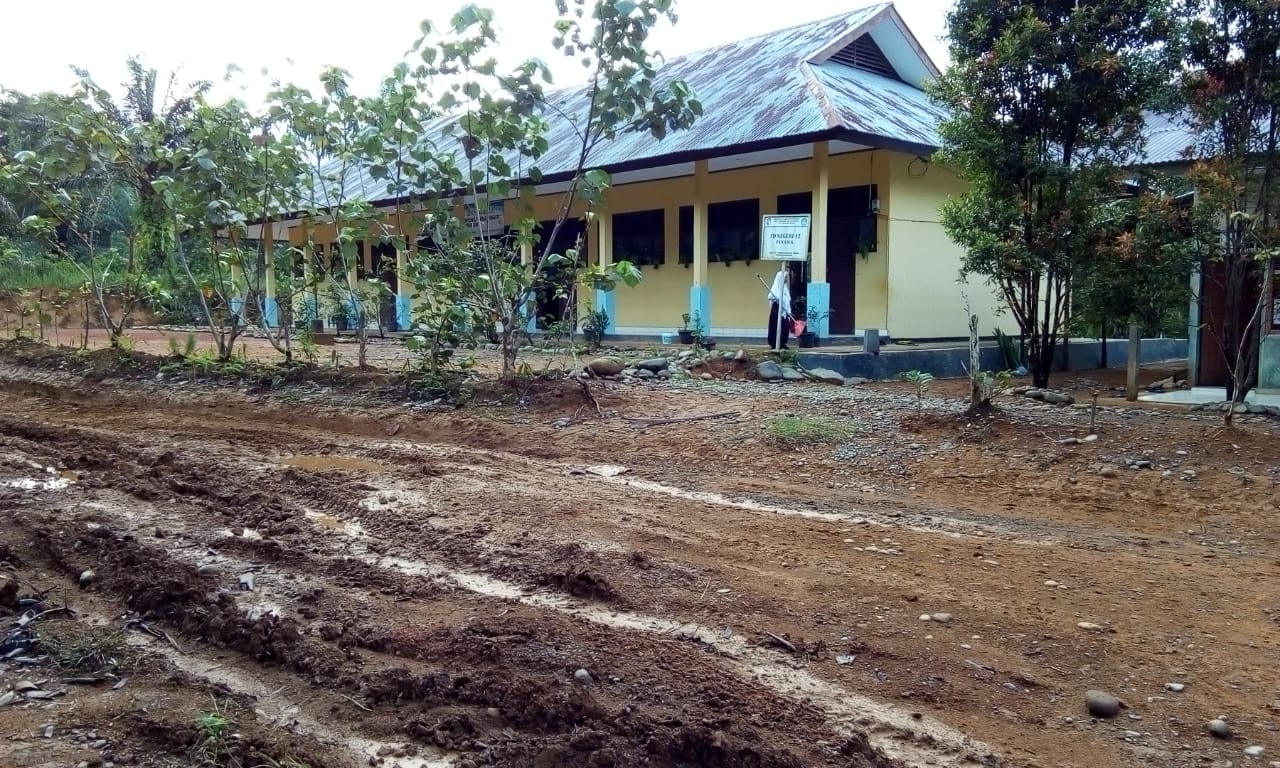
[799,338,1188,381]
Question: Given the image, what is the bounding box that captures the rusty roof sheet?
[324,3,943,204]
[808,61,945,150]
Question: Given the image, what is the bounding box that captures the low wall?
[799,338,1188,381]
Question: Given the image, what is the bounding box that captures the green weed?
[767,415,860,446]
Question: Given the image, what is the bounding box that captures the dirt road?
[1,353,1278,768]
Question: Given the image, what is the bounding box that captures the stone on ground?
[804,367,846,385]
[634,357,669,372]
[586,357,626,377]
[1084,690,1123,718]
[755,361,784,381]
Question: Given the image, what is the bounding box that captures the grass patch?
[767,414,860,446]
[36,622,129,676]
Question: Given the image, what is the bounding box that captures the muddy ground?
[0,340,1278,768]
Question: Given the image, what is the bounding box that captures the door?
[826,186,876,336]
[371,243,399,331]
[535,219,586,330]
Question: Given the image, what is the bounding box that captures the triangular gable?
[807,3,940,88]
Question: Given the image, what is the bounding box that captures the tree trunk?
[967,313,982,413]
[1125,322,1141,402]
[1099,318,1108,369]
[500,322,519,383]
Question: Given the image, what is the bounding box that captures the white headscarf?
[767,268,792,318]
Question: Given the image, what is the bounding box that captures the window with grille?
[612,209,665,267]
[678,199,761,266]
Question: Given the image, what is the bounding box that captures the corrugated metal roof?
[322,2,955,205]
[1136,111,1199,167]
[809,61,945,149]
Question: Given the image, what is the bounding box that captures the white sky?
[0,1,952,106]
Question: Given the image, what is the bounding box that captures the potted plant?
[677,312,694,345]
[798,307,830,349]
[700,337,717,352]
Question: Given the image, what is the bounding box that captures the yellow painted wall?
[284,146,1021,340]
[576,151,891,331]
[884,153,1019,339]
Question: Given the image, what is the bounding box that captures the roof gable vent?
[828,34,900,81]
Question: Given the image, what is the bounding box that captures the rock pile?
[1012,386,1076,406]
[1188,401,1280,418]
[582,351,856,387]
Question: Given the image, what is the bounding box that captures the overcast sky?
[1,1,952,106]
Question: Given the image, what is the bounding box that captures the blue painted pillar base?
[302,294,318,325]
[806,282,831,337]
[396,295,412,332]
[230,298,245,325]
[689,284,712,335]
[262,297,279,329]
[523,291,538,334]
[594,289,616,335]
[346,293,361,328]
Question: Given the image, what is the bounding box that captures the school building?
[250,2,1022,343]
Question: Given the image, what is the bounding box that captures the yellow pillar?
[597,211,612,269]
[595,209,615,329]
[690,160,711,330]
[692,160,709,286]
[810,141,830,283]
[262,222,278,327]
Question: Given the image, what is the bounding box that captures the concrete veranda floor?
[1140,386,1280,407]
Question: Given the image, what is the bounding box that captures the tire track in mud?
[0,434,936,767]
[0,410,996,768]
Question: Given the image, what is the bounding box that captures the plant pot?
[677,329,694,344]
[702,339,717,352]
[310,319,324,334]
[334,317,349,333]
[798,331,817,349]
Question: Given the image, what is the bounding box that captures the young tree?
[268,67,402,370]
[1174,0,1280,421]
[390,0,702,382]
[169,96,312,362]
[932,0,1172,388]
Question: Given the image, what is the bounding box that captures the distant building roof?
[1135,111,1200,167]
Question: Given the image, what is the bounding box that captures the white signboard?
[464,199,505,237]
[760,214,811,261]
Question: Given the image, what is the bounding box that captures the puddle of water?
[281,454,387,474]
[592,475,976,541]
[575,464,628,477]
[2,477,73,491]
[305,510,367,538]
[346,738,456,768]
[244,601,283,620]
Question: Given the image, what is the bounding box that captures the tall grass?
[0,241,87,292]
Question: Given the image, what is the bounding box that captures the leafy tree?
[932,0,1172,388]
[1,84,161,345]
[267,66,404,369]
[74,57,211,284]
[389,0,701,382]
[169,95,312,362]
[1173,0,1280,420]
[1072,174,1204,354]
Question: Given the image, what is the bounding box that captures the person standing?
[767,264,793,350]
